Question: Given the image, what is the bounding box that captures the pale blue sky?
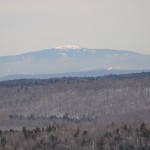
[0,0,150,56]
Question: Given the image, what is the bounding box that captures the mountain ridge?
[0,47,150,78]
[0,47,146,57]
[1,69,150,81]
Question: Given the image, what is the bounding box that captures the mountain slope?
[0,47,150,78]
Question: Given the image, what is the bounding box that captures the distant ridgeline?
[0,72,150,87]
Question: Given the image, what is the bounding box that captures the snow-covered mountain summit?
[55,44,80,50]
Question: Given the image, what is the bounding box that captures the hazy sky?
[0,0,150,56]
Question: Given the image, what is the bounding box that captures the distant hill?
[0,69,150,81]
[0,47,150,78]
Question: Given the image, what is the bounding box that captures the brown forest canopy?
[0,72,150,129]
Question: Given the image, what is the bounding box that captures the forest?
[0,72,150,149]
[0,122,150,150]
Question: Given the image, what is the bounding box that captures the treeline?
[0,72,150,87]
[0,122,150,150]
[8,113,85,122]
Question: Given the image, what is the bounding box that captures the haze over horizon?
[0,0,150,56]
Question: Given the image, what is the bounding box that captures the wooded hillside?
[0,72,150,129]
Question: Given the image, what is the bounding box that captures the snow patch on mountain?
[107,66,122,70]
[58,53,67,56]
[107,67,113,70]
[90,50,96,53]
[55,44,80,50]
[82,49,96,53]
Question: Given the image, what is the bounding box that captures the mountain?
[0,45,150,78]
